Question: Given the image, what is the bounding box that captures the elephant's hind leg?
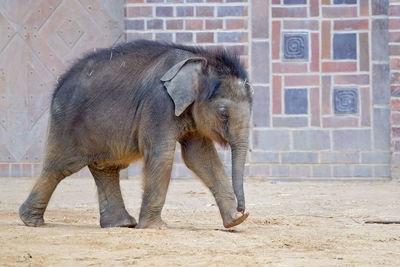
[19,156,86,227]
[89,165,137,228]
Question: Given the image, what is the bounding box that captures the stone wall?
[125,0,394,181]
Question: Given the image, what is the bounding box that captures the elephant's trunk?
[230,141,248,212]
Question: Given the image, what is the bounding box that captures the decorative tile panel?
[284,0,307,4]
[334,0,357,4]
[283,33,308,60]
[285,88,308,114]
[334,88,358,114]
[333,33,357,59]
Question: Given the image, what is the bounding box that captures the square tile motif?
[334,88,358,114]
[285,89,308,114]
[283,33,309,60]
[333,33,357,60]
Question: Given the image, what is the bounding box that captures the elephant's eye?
[218,108,229,120]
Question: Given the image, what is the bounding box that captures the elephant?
[19,40,252,229]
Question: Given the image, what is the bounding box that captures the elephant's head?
[161,52,253,212]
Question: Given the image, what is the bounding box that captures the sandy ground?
[0,177,399,266]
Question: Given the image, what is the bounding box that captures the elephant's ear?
[161,57,207,116]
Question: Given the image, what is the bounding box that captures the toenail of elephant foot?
[224,211,249,228]
[19,205,45,227]
[100,212,137,228]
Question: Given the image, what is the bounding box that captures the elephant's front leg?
[137,148,175,229]
[89,165,137,228]
[180,133,249,228]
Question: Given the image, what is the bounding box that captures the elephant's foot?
[19,203,45,227]
[223,210,249,228]
[136,218,168,229]
[100,209,137,228]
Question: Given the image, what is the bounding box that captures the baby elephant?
[19,40,252,229]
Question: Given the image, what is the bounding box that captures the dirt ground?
[0,177,399,266]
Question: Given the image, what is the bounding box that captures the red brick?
[391,58,400,70]
[310,0,319,17]
[323,117,359,128]
[272,63,308,73]
[391,73,400,84]
[392,99,400,111]
[285,75,320,87]
[196,6,214,17]
[0,163,9,177]
[310,87,320,127]
[272,21,281,60]
[196,32,214,43]
[11,164,21,177]
[322,76,332,115]
[225,45,248,56]
[272,0,280,3]
[389,5,400,16]
[206,19,223,30]
[166,20,183,30]
[391,86,400,96]
[389,32,400,43]
[176,32,193,43]
[21,164,32,177]
[185,19,203,30]
[360,87,371,127]
[392,113,400,125]
[252,0,269,38]
[360,0,369,16]
[321,0,330,4]
[283,20,319,30]
[394,141,400,152]
[217,6,247,17]
[272,7,307,18]
[126,0,144,3]
[322,62,357,72]
[273,76,282,114]
[156,6,173,17]
[311,33,319,72]
[177,6,194,17]
[359,32,369,72]
[334,74,369,85]
[226,19,247,30]
[217,32,247,43]
[334,19,369,30]
[394,141,400,151]
[389,19,400,30]
[322,7,357,18]
[392,127,400,138]
[126,6,152,17]
[156,33,172,42]
[206,0,222,2]
[322,21,331,59]
[33,164,42,177]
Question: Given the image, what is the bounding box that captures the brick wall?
[125,0,394,181]
[390,0,400,178]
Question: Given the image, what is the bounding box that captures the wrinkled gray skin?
[19,40,252,229]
